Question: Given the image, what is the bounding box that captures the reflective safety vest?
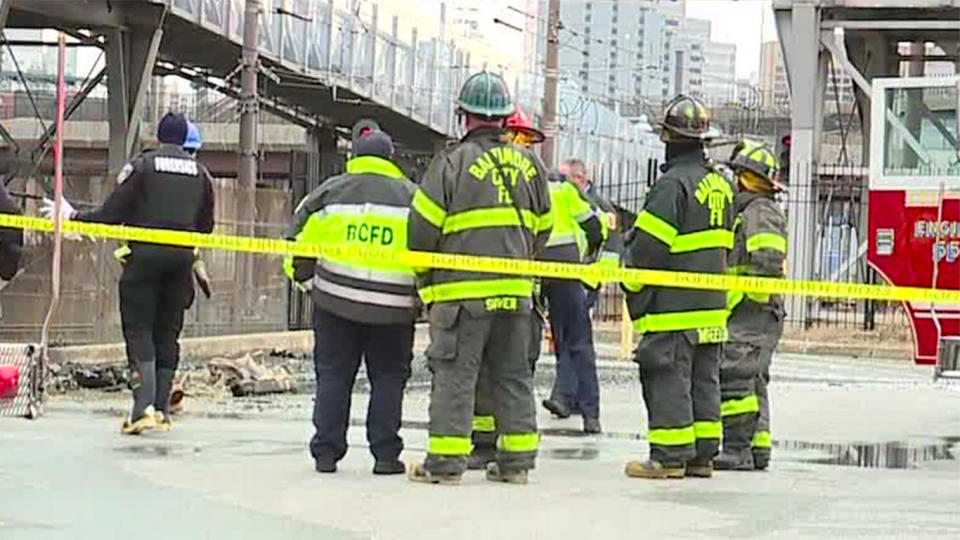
[726,192,788,312]
[408,127,552,307]
[283,155,418,325]
[622,149,736,343]
[540,179,600,264]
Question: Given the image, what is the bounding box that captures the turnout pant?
[544,279,600,419]
[472,308,542,458]
[426,303,538,475]
[310,307,413,463]
[635,331,721,465]
[119,252,194,419]
[720,300,783,464]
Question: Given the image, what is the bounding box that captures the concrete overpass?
[0,0,470,182]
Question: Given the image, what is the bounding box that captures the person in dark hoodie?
[284,119,418,476]
[43,112,215,435]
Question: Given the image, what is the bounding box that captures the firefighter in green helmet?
[407,72,553,485]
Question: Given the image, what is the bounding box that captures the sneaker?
[121,413,157,436]
[373,460,406,475]
[624,459,685,479]
[485,463,529,485]
[154,411,173,432]
[407,462,461,485]
[685,459,714,478]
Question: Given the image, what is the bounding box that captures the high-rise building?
[759,40,790,111]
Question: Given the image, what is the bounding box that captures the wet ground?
[2,351,960,539]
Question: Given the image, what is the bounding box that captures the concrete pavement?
[2,352,959,539]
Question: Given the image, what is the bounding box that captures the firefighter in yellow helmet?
[715,139,787,471]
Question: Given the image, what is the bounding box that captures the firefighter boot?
[485,463,529,485]
[624,459,685,479]
[753,449,771,471]
[685,459,714,478]
[467,447,497,471]
[716,413,756,471]
[407,463,462,486]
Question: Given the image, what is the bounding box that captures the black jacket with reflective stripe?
[729,191,788,313]
[408,127,552,306]
[623,146,736,331]
[285,157,418,325]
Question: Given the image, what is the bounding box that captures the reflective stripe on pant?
[635,331,721,464]
[426,304,538,474]
[310,307,413,463]
[473,309,540,456]
[544,279,600,419]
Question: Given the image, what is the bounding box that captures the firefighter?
[408,72,552,485]
[284,120,417,475]
[43,112,215,435]
[539,166,604,433]
[469,106,547,470]
[715,140,786,472]
[622,95,734,479]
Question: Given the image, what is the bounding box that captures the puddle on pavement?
[544,447,600,460]
[115,444,202,457]
[777,439,957,469]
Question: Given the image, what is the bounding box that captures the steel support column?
[105,21,163,176]
[776,2,828,329]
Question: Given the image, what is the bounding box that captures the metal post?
[542,0,560,168]
[238,0,261,323]
[40,33,67,408]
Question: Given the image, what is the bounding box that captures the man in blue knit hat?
[44,112,216,434]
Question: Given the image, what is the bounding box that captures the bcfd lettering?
[153,156,199,176]
[345,223,394,245]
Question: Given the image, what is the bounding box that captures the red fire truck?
[867,76,960,366]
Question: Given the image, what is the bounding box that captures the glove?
[41,197,81,241]
[193,258,212,299]
[41,197,76,221]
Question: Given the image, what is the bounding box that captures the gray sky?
[684,0,777,80]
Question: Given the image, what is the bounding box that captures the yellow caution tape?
[3,213,958,304]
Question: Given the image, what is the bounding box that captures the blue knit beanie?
[157,112,188,145]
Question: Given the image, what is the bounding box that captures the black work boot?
[685,459,713,478]
[542,398,571,419]
[315,456,337,473]
[583,417,602,434]
[467,448,497,471]
[753,449,771,471]
[715,448,755,471]
[373,460,406,475]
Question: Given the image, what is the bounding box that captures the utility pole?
[238,0,261,320]
[240,0,260,200]
[541,0,560,168]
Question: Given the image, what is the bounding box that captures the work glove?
[193,257,213,299]
[41,197,81,241]
[41,197,76,221]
